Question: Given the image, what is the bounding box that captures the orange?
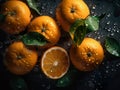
[61,0,90,23]
[41,46,70,79]
[70,38,104,71]
[27,16,61,48]
[0,0,31,34]
[56,3,71,32]
[55,0,90,32]
[4,41,38,75]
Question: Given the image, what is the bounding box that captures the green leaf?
[74,25,87,46]
[0,14,6,22]
[105,37,120,57]
[56,68,78,87]
[21,32,48,46]
[85,16,99,31]
[9,77,28,90]
[69,19,85,38]
[69,19,87,46]
[26,0,41,15]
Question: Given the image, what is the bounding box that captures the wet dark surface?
[0,0,120,90]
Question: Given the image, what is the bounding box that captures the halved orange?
[41,46,70,79]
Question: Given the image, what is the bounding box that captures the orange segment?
[41,46,70,79]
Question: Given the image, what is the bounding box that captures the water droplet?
[46,84,51,90]
[112,50,117,55]
[88,81,95,88]
[107,13,111,17]
[112,29,116,32]
[105,70,109,73]
[26,64,30,67]
[92,6,96,9]
[41,84,46,87]
[106,66,109,69]
[96,62,99,65]
[116,30,119,33]
[4,41,10,45]
[86,63,90,66]
[94,31,97,34]
[116,63,120,67]
[113,23,117,26]
[106,21,110,25]
[88,59,91,62]
[111,68,115,72]
[86,24,88,27]
[17,85,22,89]
[49,11,53,14]
[16,18,20,21]
[17,26,20,29]
[41,6,45,10]
[91,11,95,14]
[97,32,100,35]
[110,33,114,36]
[97,36,100,39]
[67,42,71,46]
[50,70,53,72]
[5,8,8,11]
[27,40,31,43]
[95,88,99,90]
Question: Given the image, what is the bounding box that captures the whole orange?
[0,0,31,34]
[4,41,38,75]
[55,0,90,32]
[70,38,104,71]
[27,16,61,48]
[61,0,90,23]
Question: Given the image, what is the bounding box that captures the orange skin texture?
[27,16,61,48]
[61,0,90,23]
[56,0,90,32]
[4,41,38,75]
[56,3,71,32]
[0,0,31,34]
[70,38,104,71]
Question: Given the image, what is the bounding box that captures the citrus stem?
[87,52,92,57]
[71,7,75,13]
[7,11,16,16]
[41,28,46,32]
[17,55,23,60]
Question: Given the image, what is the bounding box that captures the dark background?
[0,0,120,90]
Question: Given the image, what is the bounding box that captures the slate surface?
[0,0,120,90]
